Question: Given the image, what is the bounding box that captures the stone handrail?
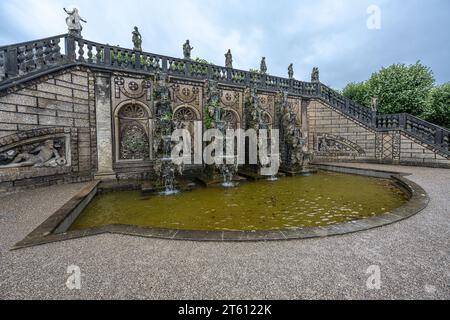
[377,113,450,154]
[0,34,67,85]
[0,34,448,156]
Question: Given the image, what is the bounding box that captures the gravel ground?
[0,163,449,300]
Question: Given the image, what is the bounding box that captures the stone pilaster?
[94,72,116,180]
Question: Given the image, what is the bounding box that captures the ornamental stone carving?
[114,76,152,100]
[118,104,150,160]
[316,133,365,156]
[0,139,67,168]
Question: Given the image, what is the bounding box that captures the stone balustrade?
[1,34,449,156]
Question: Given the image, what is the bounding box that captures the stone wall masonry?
[308,99,377,161]
[0,67,96,191]
[308,99,450,168]
[398,133,450,167]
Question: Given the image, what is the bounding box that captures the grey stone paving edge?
[12,165,430,250]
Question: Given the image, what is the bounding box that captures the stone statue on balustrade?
[311,67,320,82]
[288,64,294,79]
[225,50,233,68]
[64,8,87,37]
[371,97,378,112]
[260,57,267,74]
[183,40,193,60]
[132,26,142,51]
[0,140,67,169]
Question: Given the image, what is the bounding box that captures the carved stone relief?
[0,136,69,168]
[114,76,152,100]
[316,133,365,157]
[117,104,150,161]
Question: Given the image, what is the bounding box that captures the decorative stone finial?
[64,7,87,38]
[225,49,233,68]
[183,40,193,60]
[288,63,294,79]
[260,57,267,74]
[132,26,142,51]
[311,67,320,82]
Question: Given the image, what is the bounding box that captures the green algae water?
[70,171,408,232]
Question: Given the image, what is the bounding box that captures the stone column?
[301,99,310,151]
[94,72,116,180]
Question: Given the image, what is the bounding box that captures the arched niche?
[222,109,241,129]
[173,105,201,145]
[114,101,153,162]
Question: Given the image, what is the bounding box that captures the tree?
[342,82,370,107]
[366,61,435,115]
[422,83,450,129]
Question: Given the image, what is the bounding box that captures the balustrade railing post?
[5,47,19,77]
[185,60,191,77]
[435,128,443,148]
[135,52,141,70]
[104,47,111,65]
[226,68,232,81]
[207,64,212,79]
[316,83,321,97]
[161,57,168,73]
[399,113,406,130]
[372,111,377,128]
[65,35,76,62]
[245,71,250,86]
[261,74,267,88]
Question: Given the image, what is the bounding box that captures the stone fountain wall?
[1,66,449,192]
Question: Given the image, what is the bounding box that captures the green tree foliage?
[367,61,434,115]
[342,62,450,128]
[422,83,450,128]
[342,82,370,107]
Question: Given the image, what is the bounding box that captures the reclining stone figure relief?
[0,140,67,169]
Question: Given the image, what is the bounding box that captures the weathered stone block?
[21,89,57,100]
[55,73,72,83]
[74,119,90,128]
[38,98,73,112]
[56,95,88,105]
[0,103,16,112]
[55,80,87,91]
[0,111,38,124]
[73,89,89,100]
[73,103,89,113]
[72,74,88,86]
[0,123,17,130]
[17,106,56,116]
[38,115,73,127]
[57,110,89,120]
[0,94,37,107]
[37,83,72,97]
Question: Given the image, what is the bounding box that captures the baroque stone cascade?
[242,84,275,178]
[203,80,239,186]
[0,8,449,193]
[152,73,183,194]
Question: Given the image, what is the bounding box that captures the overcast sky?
[1,0,449,89]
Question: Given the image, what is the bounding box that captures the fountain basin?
[13,165,429,249]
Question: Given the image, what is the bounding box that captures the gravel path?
[0,163,449,300]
